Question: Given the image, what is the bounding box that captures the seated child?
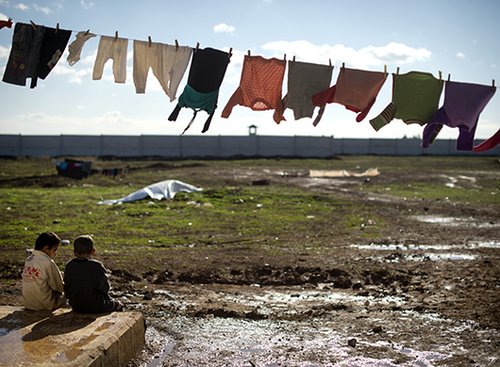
[22,232,65,311]
[64,235,123,313]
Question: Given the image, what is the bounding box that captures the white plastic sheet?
[98,180,202,205]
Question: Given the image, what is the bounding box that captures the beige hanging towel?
[222,55,286,123]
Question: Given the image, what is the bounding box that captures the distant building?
[248,124,258,135]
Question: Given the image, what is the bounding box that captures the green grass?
[1,156,498,272]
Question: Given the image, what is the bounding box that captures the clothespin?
[114,31,118,41]
[384,65,387,75]
[195,42,200,50]
[30,20,37,30]
[247,50,251,56]
[342,62,345,68]
[148,36,152,47]
[447,73,451,82]
[493,79,496,88]
[396,67,400,75]
[283,53,286,60]
[85,29,90,35]
[228,47,233,58]
[292,55,296,62]
[438,70,442,80]
[55,23,59,33]
[175,39,179,50]
[328,59,332,67]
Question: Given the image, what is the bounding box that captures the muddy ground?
[1,159,499,366]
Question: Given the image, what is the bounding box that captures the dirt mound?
[148,265,412,290]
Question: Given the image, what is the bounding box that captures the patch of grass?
[364,182,500,204]
[1,156,498,275]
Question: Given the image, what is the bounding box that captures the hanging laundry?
[280,60,333,125]
[222,55,286,124]
[3,22,45,87]
[312,67,387,126]
[369,71,443,131]
[93,35,128,83]
[473,128,500,152]
[30,25,72,88]
[168,47,230,134]
[133,40,192,101]
[67,31,96,66]
[3,23,70,88]
[421,81,496,150]
[0,18,13,29]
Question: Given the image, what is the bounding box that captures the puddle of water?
[54,334,100,362]
[146,331,175,367]
[457,175,476,183]
[352,241,500,252]
[441,175,477,189]
[351,243,482,262]
[418,253,477,261]
[469,240,500,249]
[145,316,450,367]
[221,289,368,317]
[412,215,499,228]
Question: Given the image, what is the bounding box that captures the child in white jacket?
[22,232,65,311]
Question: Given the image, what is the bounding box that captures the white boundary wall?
[0,135,498,157]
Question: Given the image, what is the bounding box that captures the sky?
[0,0,499,140]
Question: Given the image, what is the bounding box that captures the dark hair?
[73,235,94,255]
[34,232,61,250]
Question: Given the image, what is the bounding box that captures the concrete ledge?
[0,306,145,367]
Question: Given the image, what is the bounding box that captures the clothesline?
[1,17,497,87]
[27,19,217,58]
[2,18,499,152]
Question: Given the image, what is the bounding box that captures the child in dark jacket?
[64,235,123,313]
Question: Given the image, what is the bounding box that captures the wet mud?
[2,163,499,366]
[124,237,499,366]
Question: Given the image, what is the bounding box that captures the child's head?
[73,235,96,257]
[35,232,61,258]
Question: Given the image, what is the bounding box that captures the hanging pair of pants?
[2,23,45,86]
[92,35,128,83]
[133,40,192,101]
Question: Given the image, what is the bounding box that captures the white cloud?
[0,44,10,59]
[0,12,9,20]
[50,49,93,84]
[15,3,29,11]
[81,0,94,10]
[17,111,136,125]
[213,23,235,34]
[261,40,432,69]
[52,1,63,12]
[456,52,465,58]
[364,42,432,64]
[0,1,10,7]
[260,0,273,5]
[52,63,93,84]
[33,4,52,14]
